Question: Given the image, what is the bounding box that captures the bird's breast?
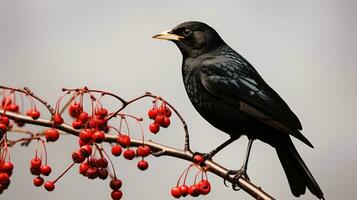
[182,62,246,135]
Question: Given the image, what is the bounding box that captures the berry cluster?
[0,87,186,200]
[0,160,13,194]
[0,91,49,193]
[51,88,159,199]
[28,140,53,190]
[170,155,211,198]
[171,179,211,198]
[148,100,172,134]
[116,132,151,170]
[68,103,108,132]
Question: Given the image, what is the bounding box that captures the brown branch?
[0,109,274,200]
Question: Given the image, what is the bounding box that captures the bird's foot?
[226,168,250,191]
[229,168,250,181]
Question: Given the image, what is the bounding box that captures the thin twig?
[0,86,55,115]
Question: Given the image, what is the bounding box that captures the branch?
[0,109,274,200]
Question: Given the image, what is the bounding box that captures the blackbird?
[153,21,324,199]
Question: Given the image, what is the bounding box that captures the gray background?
[0,0,356,199]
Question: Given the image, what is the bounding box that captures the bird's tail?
[276,138,324,199]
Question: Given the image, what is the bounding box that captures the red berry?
[171,186,182,198]
[95,108,108,118]
[193,154,205,164]
[53,114,64,125]
[2,162,14,172]
[148,108,159,119]
[159,105,171,117]
[0,116,9,126]
[0,173,9,183]
[72,119,83,129]
[155,114,165,125]
[111,190,123,200]
[92,131,105,143]
[16,121,25,127]
[79,162,90,176]
[44,181,55,191]
[98,158,108,168]
[30,166,41,175]
[198,180,211,195]
[117,135,130,147]
[188,184,201,197]
[164,108,172,117]
[149,123,160,134]
[5,170,12,177]
[79,144,92,157]
[72,151,85,163]
[6,104,19,112]
[180,185,189,197]
[45,128,60,142]
[86,167,98,179]
[0,123,7,133]
[123,149,135,160]
[78,112,89,122]
[79,129,93,143]
[40,165,52,176]
[96,117,108,130]
[1,178,10,189]
[161,117,171,128]
[136,145,151,157]
[27,109,40,119]
[110,179,122,190]
[33,176,44,187]
[68,103,81,117]
[137,160,149,170]
[89,117,98,128]
[111,145,122,157]
[79,139,89,147]
[89,158,100,167]
[98,168,109,180]
[31,158,42,169]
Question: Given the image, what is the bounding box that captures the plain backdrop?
[0,1,356,200]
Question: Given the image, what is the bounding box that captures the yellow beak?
[152,30,184,41]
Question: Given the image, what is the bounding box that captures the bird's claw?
[230,168,250,181]
[226,168,250,191]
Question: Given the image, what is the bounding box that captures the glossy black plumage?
[156,21,324,199]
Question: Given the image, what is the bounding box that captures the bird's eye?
[182,29,192,36]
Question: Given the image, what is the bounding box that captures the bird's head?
[153,21,225,58]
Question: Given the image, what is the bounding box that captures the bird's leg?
[195,136,238,160]
[229,139,254,183]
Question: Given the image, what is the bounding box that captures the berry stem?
[177,164,194,186]
[52,162,76,184]
[101,147,117,179]
[40,139,48,165]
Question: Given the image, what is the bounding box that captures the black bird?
[153,21,324,199]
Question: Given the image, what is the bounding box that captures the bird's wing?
[199,57,313,148]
